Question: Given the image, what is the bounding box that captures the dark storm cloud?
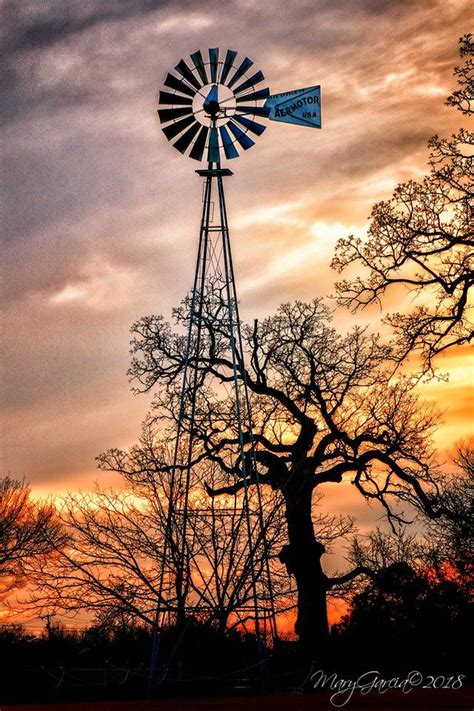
[2,0,170,52]
[1,0,178,125]
[1,0,425,54]
[0,0,447,130]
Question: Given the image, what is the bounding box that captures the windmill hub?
[203,84,221,118]
[193,83,236,125]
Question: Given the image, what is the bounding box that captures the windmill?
[150,48,321,689]
[158,48,321,160]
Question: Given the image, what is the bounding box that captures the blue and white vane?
[158,48,321,162]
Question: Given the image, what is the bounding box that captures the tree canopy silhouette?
[28,462,295,632]
[0,477,64,596]
[332,35,473,371]
[334,523,472,674]
[126,293,445,652]
[422,442,473,594]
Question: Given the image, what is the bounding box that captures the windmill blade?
[227,120,255,151]
[162,114,196,141]
[235,105,271,117]
[189,125,209,161]
[235,88,270,103]
[158,91,193,106]
[159,50,270,161]
[190,50,208,85]
[209,48,219,83]
[227,57,253,88]
[163,72,196,97]
[173,121,201,154]
[158,106,193,123]
[208,126,220,163]
[233,114,266,136]
[219,125,239,159]
[220,49,237,85]
[175,59,202,91]
[233,70,265,96]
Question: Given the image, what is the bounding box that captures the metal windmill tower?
[151,47,321,685]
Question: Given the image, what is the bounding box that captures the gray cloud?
[2,0,171,52]
[1,0,470,488]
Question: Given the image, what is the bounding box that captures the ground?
[4,688,473,711]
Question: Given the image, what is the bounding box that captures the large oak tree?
[127,295,445,652]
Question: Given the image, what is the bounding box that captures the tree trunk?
[279,481,329,656]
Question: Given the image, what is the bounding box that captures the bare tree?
[342,527,425,592]
[100,445,294,633]
[422,441,474,594]
[29,487,168,628]
[0,477,64,596]
[335,525,471,666]
[332,36,473,371]
[337,442,473,603]
[128,294,445,652]
[28,447,293,634]
[447,33,473,115]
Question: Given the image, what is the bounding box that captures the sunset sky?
[1,0,472,520]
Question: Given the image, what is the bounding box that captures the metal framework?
[150,48,321,692]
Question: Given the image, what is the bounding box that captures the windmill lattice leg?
[148,163,277,692]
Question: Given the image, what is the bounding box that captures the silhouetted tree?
[28,460,294,632]
[332,35,473,371]
[447,33,473,114]
[127,294,445,653]
[0,477,64,596]
[335,526,472,672]
[422,441,473,594]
